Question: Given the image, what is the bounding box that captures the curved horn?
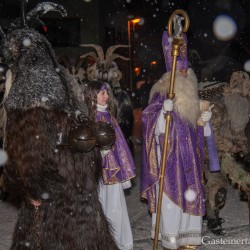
[27,2,67,21]
[105,45,129,67]
[106,45,129,59]
[109,54,129,62]
[105,54,130,70]
[80,52,98,62]
[80,44,104,63]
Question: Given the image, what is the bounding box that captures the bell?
[94,121,116,149]
[68,124,96,153]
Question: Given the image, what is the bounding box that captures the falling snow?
[184,189,197,202]
[244,60,250,72]
[213,15,237,41]
[41,97,49,102]
[22,38,31,47]
[0,149,8,166]
[41,193,50,200]
[25,242,30,247]
[85,206,93,214]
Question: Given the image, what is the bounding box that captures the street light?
[128,18,141,91]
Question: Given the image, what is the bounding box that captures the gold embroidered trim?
[161,230,201,242]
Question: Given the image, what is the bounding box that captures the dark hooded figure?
[0,2,117,250]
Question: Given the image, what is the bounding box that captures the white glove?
[201,105,214,123]
[201,111,212,122]
[122,180,132,189]
[163,99,174,112]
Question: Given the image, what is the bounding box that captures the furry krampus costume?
[0,2,117,249]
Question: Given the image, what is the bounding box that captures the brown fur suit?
[199,71,250,232]
[212,71,250,154]
[0,2,117,250]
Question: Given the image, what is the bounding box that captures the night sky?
[105,0,250,82]
[0,0,250,83]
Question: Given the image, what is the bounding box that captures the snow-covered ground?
[0,145,249,250]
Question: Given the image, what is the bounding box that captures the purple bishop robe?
[96,110,136,185]
[141,94,206,216]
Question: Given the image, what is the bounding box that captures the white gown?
[99,181,133,250]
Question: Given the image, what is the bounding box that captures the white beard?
[149,68,200,126]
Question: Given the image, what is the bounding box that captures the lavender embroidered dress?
[97,104,135,250]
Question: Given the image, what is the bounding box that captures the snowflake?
[244,60,250,72]
[55,67,60,73]
[0,149,8,166]
[184,189,197,202]
[85,206,93,214]
[23,38,31,47]
[213,15,237,41]
[41,192,50,200]
[41,96,49,102]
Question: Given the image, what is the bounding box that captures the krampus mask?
[80,44,129,87]
[0,1,117,249]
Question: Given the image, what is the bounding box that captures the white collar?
[97,104,108,112]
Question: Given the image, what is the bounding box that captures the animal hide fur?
[0,2,117,249]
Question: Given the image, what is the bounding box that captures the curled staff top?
[167,9,190,37]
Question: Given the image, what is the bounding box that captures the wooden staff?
[153,9,190,250]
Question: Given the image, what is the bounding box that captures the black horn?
[27,2,67,20]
